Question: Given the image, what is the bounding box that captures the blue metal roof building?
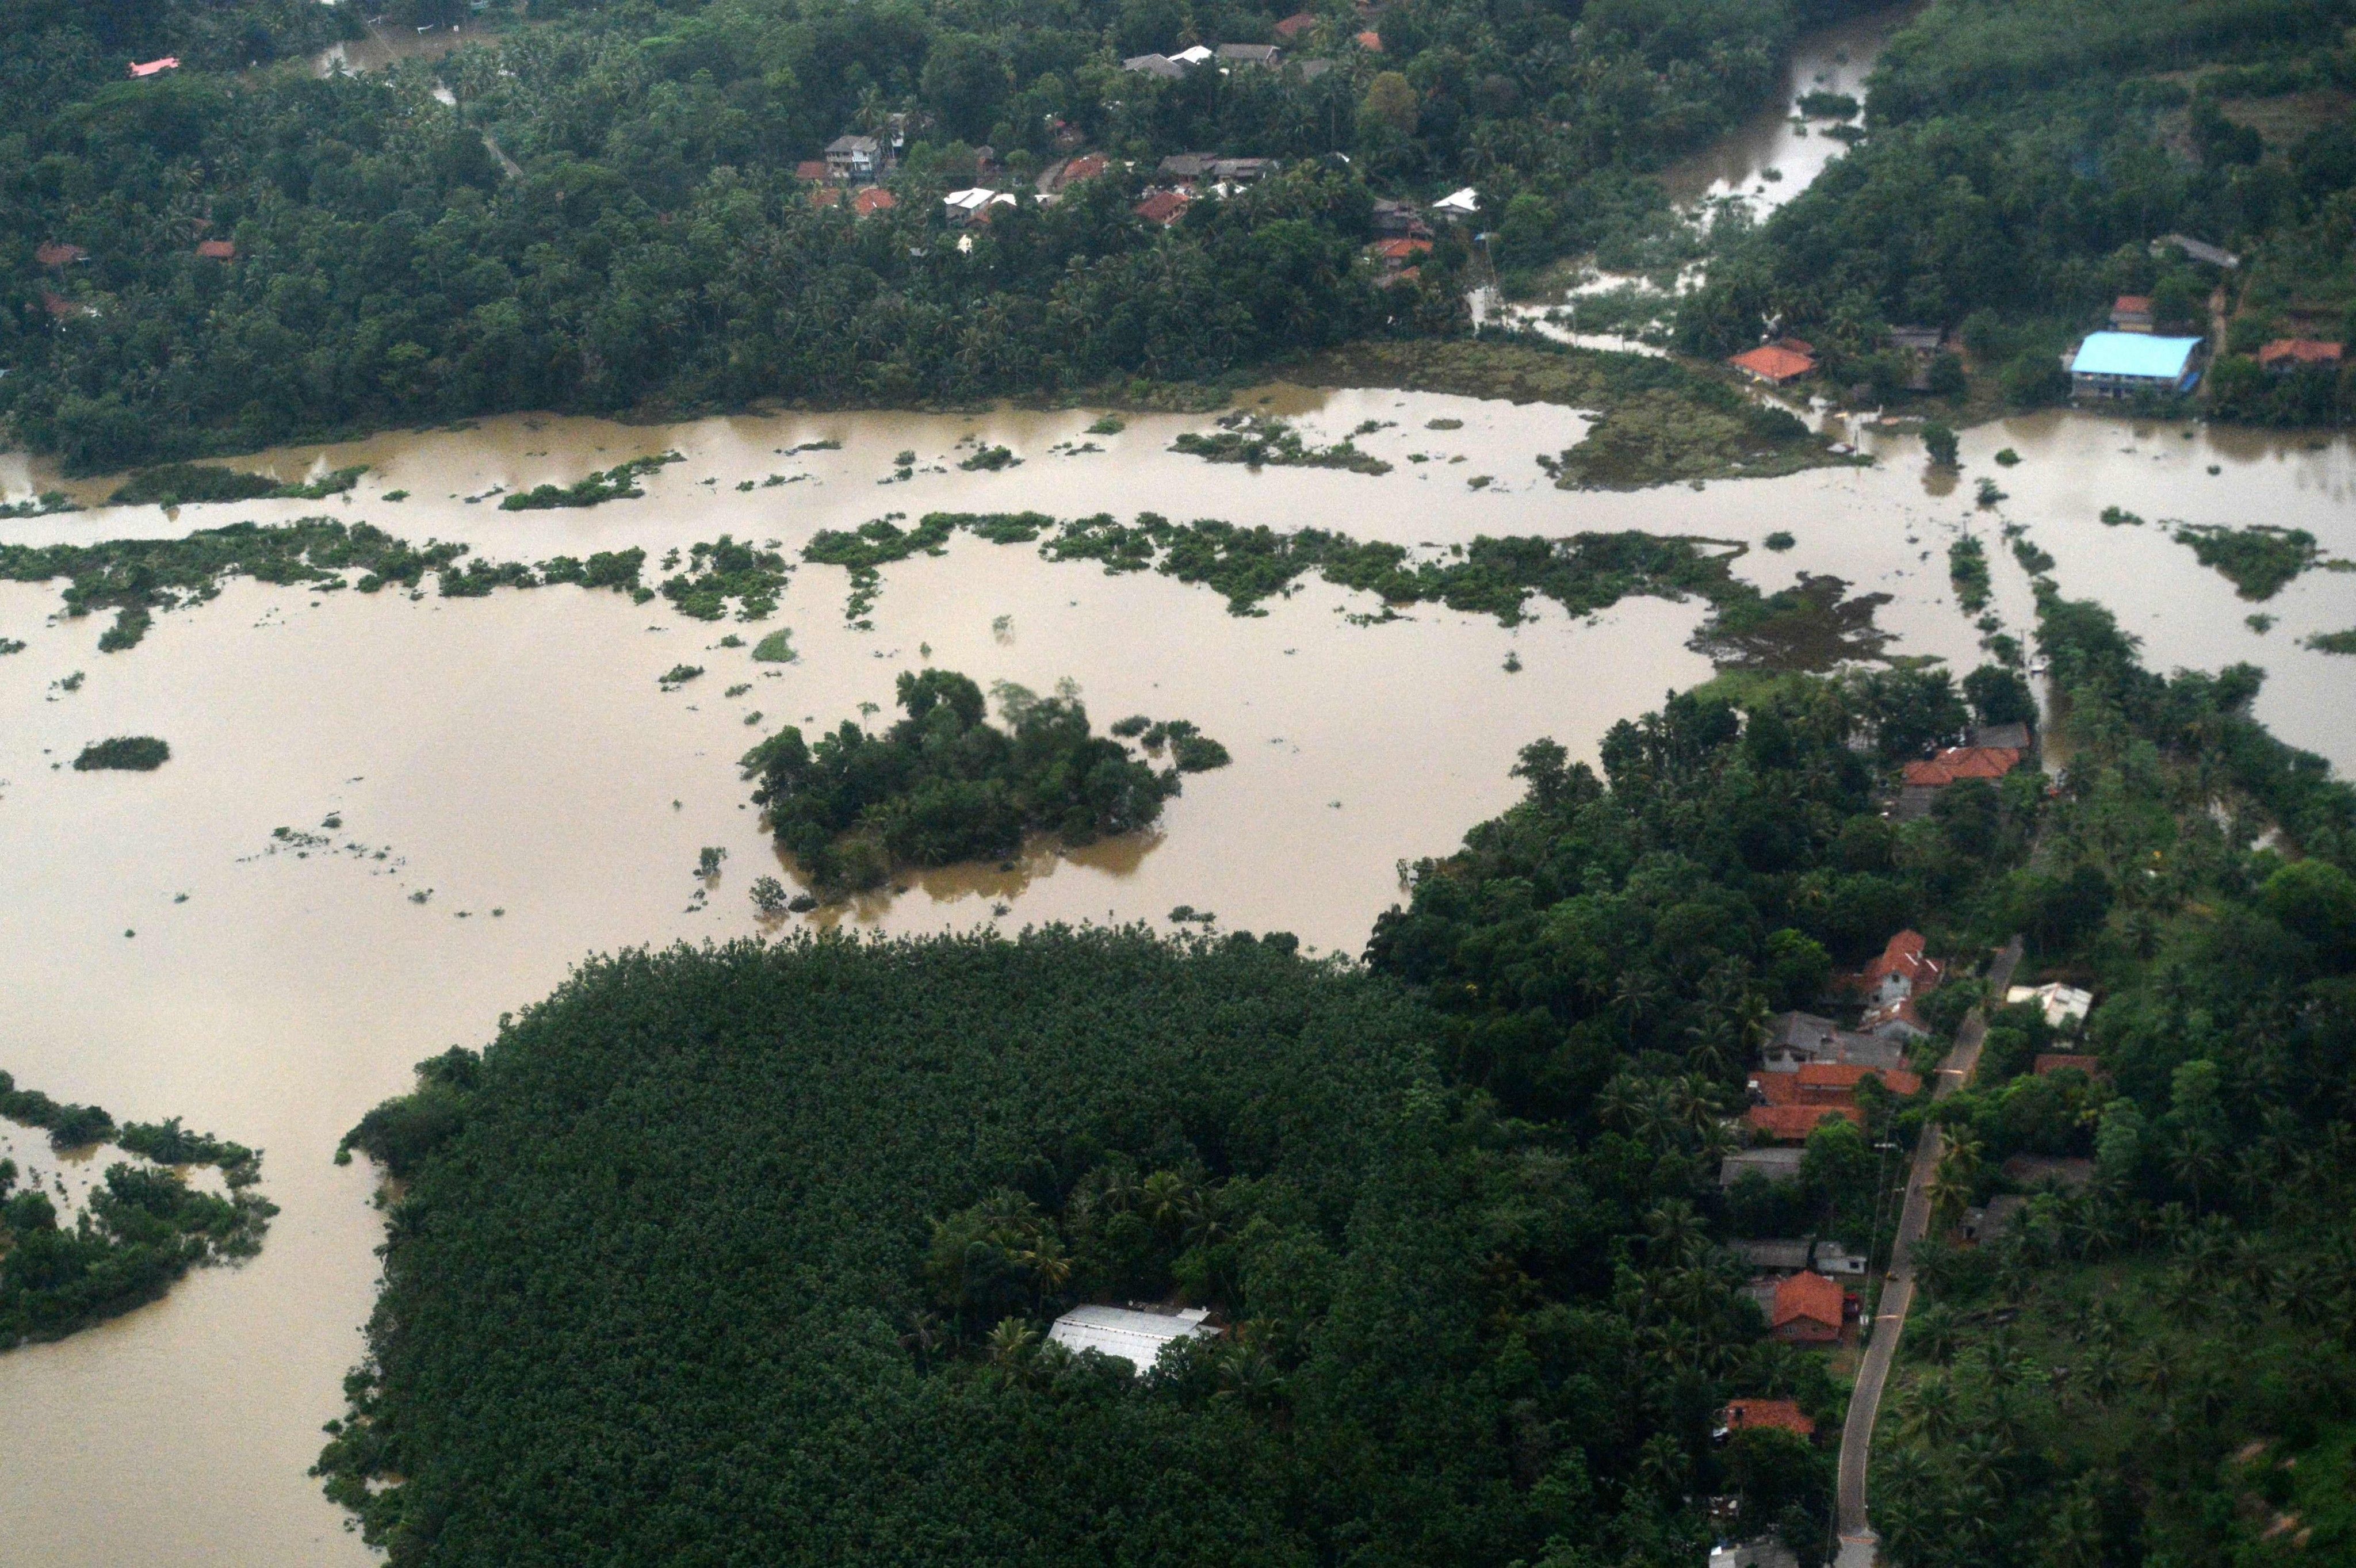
[2070,332,2204,397]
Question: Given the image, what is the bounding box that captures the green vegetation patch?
[750,629,797,663]
[2170,523,2324,599]
[0,491,78,519]
[660,536,789,622]
[1949,535,1992,613]
[1171,414,1392,475]
[2,1071,274,1348]
[105,462,368,507]
[743,669,1215,893]
[2305,628,2356,654]
[499,453,682,511]
[72,736,170,771]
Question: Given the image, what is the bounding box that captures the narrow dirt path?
[1834,936,2024,1566]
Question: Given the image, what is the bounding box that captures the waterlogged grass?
[1287,335,1846,490]
[0,491,77,518]
[1,1069,275,1347]
[794,509,1890,671]
[71,736,169,771]
[751,629,798,663]
[2171,523,2326,600]
[499,452,682,511]
[661,536,789,621]
[1170,414,1392,475]
[1949,534,1992,613]
[2306,628,2356,655]
[105,462,367,507]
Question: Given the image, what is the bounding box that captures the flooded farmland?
[0,385,2351,1565]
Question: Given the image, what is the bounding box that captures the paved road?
[1833,938,2024,1566]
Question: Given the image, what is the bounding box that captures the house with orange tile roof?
[128,57,181,78]
[1134,190,1190,225]
[1719,1398,1817,1440]
[1275,10,1318,37]
[196,239,237,260]
[1770,1272,1846,1343]
[1899,746,2021,788]
[1730,343,1816,385]
[852,186,897,216]
[2110,295,2154,331]
[2257,338,2342,373]
[1746,1103,1860,1141]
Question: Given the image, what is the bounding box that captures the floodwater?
[1,328,2352,1568]
[309,20,471,78]
[1663,4,1919,218]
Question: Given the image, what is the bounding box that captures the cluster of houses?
[1122,7,1387,79]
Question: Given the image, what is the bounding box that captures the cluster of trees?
[1869,586,2356,1565]
[2,0,1899,469]
[741,668,1221,893]
[1681,0,2356,423]
[319,927,1804,1566]
[1,1072,274,1346]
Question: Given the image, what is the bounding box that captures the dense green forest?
[1862,586,2356,1565]
[741,667,1224,892]
[1,1072,276,1346]
[0,0,1893,469]
[1682,0,2356,422]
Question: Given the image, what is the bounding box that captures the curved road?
[1834,938,2024,1568]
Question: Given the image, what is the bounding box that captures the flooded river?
[0,388,2351,1565]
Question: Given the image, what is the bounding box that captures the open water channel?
[5,26,2355,1568]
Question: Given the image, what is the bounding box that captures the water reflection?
[787,828,1168,928]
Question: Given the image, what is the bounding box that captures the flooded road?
[0,387,2350,1565]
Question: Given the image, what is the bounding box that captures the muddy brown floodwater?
[0,384,2349,1565]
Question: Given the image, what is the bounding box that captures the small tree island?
[741,670,1227,895]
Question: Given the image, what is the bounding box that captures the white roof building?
[2006,982,2094,1027]
[1431,186,1481,217]
[1170,44,1215,65]
[1046,1305,1213,1371]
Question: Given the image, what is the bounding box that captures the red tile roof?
[1355,29,1383,49]
[195,239,236,259]
[1795,1062,1922,1097]
[1730,345,1816,384]
[1134,191,1190,225]
[1771,1272,1845,1339]
[1275,11,1318,37]
[40,290,87,318]
[2033,1053,2105,1078]
[2113,295,2153,315]
[852,186,897,215]
[1863,930,1943,992]
[1747,1104,1860,1141]
[1724,1398,1816,1438]
[35,243,86,267]
[1901,747,2020,787]
[128,57,181,78]
[1371,237,1432,261]
[809,186,843,208]
[1061,153,1110,183]
[794,160,831,182]
[2257,338,2342,369]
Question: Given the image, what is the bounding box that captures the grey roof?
[2152,232,2239,269]
[1217,43,1282,62]
[1212,156,1276,179]
[1969,722,2032,751]
[1158,152,1217,178]
[1887,325,1942,352]
[1720,1148,1806,1187]
[827,134,879,154]
[1765,1011,1906,1073]
[1296,58,1334,79]
[1046,1304,1213,1370]
[1123,52,1186,78]
[1731,1238,1811,1271]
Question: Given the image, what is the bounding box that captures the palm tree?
[1644,1199,1708,1271]
[1614,970,1663,1047]
[1927,1132,1982,1236]
[1898,1371,1960,1447]
[984,1316,1040,1379]
[900,1309,946,1375]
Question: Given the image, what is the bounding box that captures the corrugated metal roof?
[2070,333,2201,379]
[1046,1305,1212,1370]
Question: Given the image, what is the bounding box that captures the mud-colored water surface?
[1,385,2349,1566]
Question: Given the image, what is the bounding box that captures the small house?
[35,242,87,268]
[195,239,237,261]
[1887,325,1942,354]
[1157,153,1217,184]
[1762,1012,1907,1076]
[1171,44,1215,66]
[2151,234,2239,270]
[825,134,883,183]
[1745,1103,1858,1142]
[1055,154,1111,189]
[1211,156,1278,183]
[128,56,181,78]
[2031,1051,2103,1079]
[1123,51,1184,77]
[2109,296,2154,332]
[794,159,831,183]
[1730,1238,1810,1272]
[1857,997,1929,1042]
[1355,29,1384,49]
[1730,344,1816,385]
[2068,333,2204,399]
[1861,930,1943,1008]
[1134,190,1191,225]
[1968,721,2032,751]
[1811,1240,1867,1276]
[1718,1398,1816,1440]
[1369,236,1431,277]
[1719,1147,1806,1187]
[1275,11,1319,39]
[1217,43,1282,67]
[1429,186,1479,221]
[1769,1272,1845,1344]
[851,187,897,217]
[942,188,1012,225]
[1046,1304,1213,1371]
[2006,982,2093,1027]
[2257,339,2343,374]
[1370,198,1429,238]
